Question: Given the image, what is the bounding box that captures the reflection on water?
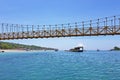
[0,51,120,80]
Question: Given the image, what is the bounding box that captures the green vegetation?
[0,41,57,50]
[111,46,120,51]
[114,46,120,50]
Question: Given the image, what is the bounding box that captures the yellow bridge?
[0,15,120,40]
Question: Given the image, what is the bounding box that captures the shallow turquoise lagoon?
[0,51,120,80]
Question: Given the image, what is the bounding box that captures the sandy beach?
[0,49,53,53]
[0,49,27,53]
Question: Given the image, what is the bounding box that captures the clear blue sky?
[0,0,120,50]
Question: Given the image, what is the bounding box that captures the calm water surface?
[0,51,120,80]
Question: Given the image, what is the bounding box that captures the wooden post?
[114,16,116,33]
[105,17,107,27]
[68,23,70,36]
[2,23,4,34]
[75,22,77,35]
[27,25,29,38]
[82,21,84,35]
[90,20,92,35]
[21,25,23,38]
[32,25,35,37]
[49,25,51,37]
[97,19,99,35]
[118,18,120,34]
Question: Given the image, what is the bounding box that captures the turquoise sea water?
[0,51,120,80]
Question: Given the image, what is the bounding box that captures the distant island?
[111,46,120,51]
[0,41,58,52]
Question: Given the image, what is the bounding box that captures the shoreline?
[0,49,27,52]
[0,49,56,53]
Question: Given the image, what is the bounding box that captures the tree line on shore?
[0,41,57,50]
[111,46,120,51]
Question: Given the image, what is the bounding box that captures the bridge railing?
[0,15,120,39]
